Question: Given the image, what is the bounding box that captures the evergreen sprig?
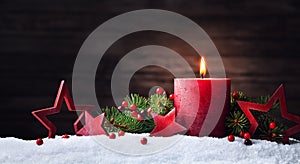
[102,93,174,133]
[226,91,288,144]
[230,91,251,111]
[102,106,155,133]
[255,96,279,111]
[226,110,250,135]
[256,113,286,143]
[124,94,148,111]
[148,94,173,116]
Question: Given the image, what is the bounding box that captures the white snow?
[0,134,299,164]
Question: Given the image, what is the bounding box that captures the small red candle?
[174,57,230,137]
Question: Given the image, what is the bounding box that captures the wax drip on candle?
[200,57,207,79]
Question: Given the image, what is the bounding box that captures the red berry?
[156,87,163,94]
[228,135,235,142]
[130,104,137,111]
[36,138,43,146]
[169,94,175,100]
[232,92,240,99]
[137,114,143,121]
[122,101,128,107]
[147,108,152,114]
[118,130,125,137]
[269,122,276,129]
[131,111,138,117]
[110,118,115,124]
[239,131,245,138]
[62,134,69,139]
[244,132,251,139]
[109,133,116,139]
[271,133,277,137]
[233,119,239,124]
[140,137,147,145]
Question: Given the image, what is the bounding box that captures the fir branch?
[256,113,286,143]
[101,106,121,132]
[228,90,287,144]
[226,110,250,135]
[148,94,173,116]
[124,94,148,111]
[102,106,155,133]
[230,91,251,109]
[255,96,279,111]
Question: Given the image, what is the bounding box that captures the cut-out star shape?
[237,84,300,137]
[150,108,187,137]
[32,80,99,138]
[76,111,108,136]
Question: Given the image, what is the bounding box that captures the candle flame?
[200,57,206,78]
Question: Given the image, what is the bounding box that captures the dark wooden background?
[1,0,300,139]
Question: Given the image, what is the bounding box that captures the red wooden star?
[237,84,300,137]
[150,108,187,137]
[73,109,85,135]
[73,105,95,134]
[32,80,95,138]
[76,111,108,136]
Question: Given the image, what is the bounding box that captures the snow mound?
[0,134,299,164]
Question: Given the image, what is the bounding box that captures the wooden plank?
[1,15,300,38]
[0,0,300,139]
[0,0,296,16]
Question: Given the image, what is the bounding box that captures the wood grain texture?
[0,0,300,139]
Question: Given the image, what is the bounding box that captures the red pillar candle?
[174,57,231,137]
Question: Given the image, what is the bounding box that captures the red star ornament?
[237,84,300,137]
[76,111,108,136]
[150,108,187,137]
[73,105,95,134]
[32,80,95,138]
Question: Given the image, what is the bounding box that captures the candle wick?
[201,74,204,79]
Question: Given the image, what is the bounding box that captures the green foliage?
[101,106,155,133]
[230,91,251,111]
[226,91,287,144]
[148,94,173,116]
[101,106,121,132]
[102,93,174,133]
[255,96,279,111]
[256,113,286,143]
[226,110,250,135]
[124,94,148,111]
[228,91,251,134]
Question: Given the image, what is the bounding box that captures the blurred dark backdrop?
[1,0,300,139]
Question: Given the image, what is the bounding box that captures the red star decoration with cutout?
[76,111,108,136]
[237,84,300,137]
[32,80,105,138]
[150,108,187,137]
